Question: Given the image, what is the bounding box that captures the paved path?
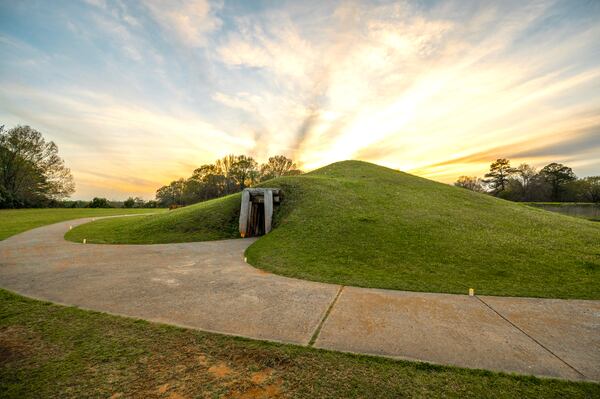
[0,218,598,382]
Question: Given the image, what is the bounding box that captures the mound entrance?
[238,188,281,237]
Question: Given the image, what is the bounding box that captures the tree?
[123,197,135,208]
[155,179,186,207]
[482,158,516,196]
[454,176,485,192]
[579,176,600,203]
[259,155,302,181]
[504,163,543,201]
[122,196,145,208]
[515,164,537,193]
[229,155,258,190]
[540,163,576,201]
[87,197,111,208]
[144,200,158,208]
[153,154,301,206]
[0,125,74,208]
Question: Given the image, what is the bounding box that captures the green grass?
[1,289,598,399]
[1,193,599,397]
[64,161,600,299]
[0,208,164,241]
[66,194,241,244]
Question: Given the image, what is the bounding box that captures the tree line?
[155,154,302,207]
[454,158,600,202]
[4,125,597,208]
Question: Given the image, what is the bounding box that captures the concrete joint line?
[475,295,587,379]
[309,285,345,347]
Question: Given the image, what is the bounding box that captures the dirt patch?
[250,368,274,384]
[208,362,233,378]
[0,325,50,366]
[254,269,270,275]
[157,383,170,393]
[168,393,187,399]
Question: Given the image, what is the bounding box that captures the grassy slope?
[66,194,241,244]
[1,289,598,399]
[64,161,600,299]
[0,208,163,241]
[249,161,600,299]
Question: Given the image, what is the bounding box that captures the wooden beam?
[245,188,281,196]
[264,189,273,234]
[239,189,250,237]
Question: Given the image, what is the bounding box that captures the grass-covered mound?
[67,161,600,298]
[248,161,600,299]
[66,194,241,244]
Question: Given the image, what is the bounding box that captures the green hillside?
[66,161,600,299]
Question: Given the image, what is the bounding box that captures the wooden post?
[239,189,250,237]
[264,189,273,234]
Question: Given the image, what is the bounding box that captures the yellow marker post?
[469,288,475,296]
[83,238,87,244]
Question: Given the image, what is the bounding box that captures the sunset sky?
[1,0,599,200]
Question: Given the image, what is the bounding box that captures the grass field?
[0,208,164,241]
[1,289,598,399]
[67,161,600,299]
[66,195,240,244]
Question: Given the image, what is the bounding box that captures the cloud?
[214,0,600,178]
[145,0,221,47]
[2,0,599,198]
[211,91,257,113]
[0,83,254,199]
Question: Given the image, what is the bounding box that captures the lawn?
[65,194,240,244]
[0,208,164,241]
[67,161,600,299]
[1,289,598,398]
[2,201,599,397]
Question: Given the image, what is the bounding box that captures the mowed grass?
[66,194,241,244]
[65,161,600,299]
[247,161,600,299]
[0,208,164,241]
[1,289,598,399]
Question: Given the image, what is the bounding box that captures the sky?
[1,0,599,200]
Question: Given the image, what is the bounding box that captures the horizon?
[1,0,599,200]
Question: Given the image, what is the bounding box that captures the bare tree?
[259,155,302,181]
[454,176,485,192]
[580,176,600,203]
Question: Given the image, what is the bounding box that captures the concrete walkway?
[0,218,598,382]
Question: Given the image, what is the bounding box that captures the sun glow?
[1,0,599,198]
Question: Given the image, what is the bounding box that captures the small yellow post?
[469,288,475,296]
[69,225,72,230]
[83,238,87,244]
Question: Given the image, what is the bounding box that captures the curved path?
[1,218,598,382]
